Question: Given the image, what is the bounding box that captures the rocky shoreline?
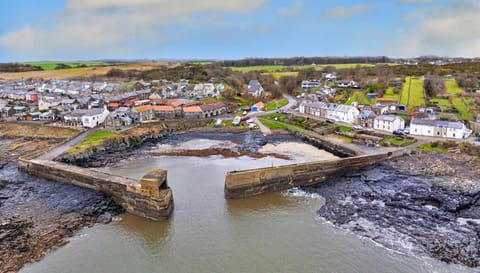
[315,151,480,268]
[0,163,123,273]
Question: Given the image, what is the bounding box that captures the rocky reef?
[316,151,480,268]
[0,163,123,273]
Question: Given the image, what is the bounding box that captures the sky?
[0,0,477,62]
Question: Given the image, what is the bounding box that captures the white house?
[193,83,217,97]
[410,119,470,139]
[81,108,110,128]
[327,104,359,123]
[373,115,405,132]
[39,98,61,110]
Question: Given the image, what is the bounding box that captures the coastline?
[315,151,480,268]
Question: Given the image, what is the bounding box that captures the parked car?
[475,137,480,142]
[326,119,335,124]
[404,127,410,134]
[393,130,406,136]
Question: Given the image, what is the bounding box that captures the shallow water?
[20,138,475,273]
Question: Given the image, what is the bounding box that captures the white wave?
[282,187,323,199]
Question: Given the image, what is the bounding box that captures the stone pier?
[18,159,173,221]
[225,152,396,199]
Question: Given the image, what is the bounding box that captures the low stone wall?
[56,119,211,167]
[225,153,394,199]
[18,159,173,221]
[297,133,358,157]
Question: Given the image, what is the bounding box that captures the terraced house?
[410,119,470,139]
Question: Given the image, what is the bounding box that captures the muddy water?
[20,139,473,273]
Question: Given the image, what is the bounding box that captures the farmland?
[21,61,114,71]
[261,71,299,79]
[0,62,166,80]
[400,76,425,109]
[229,63,382,72]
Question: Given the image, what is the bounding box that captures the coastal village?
[1,68,479,147]
[1,59,480,273]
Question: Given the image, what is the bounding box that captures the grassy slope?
[445,78,473,120]
[264,99,288,111]
[400,76,425,109]
[68,130,119,153]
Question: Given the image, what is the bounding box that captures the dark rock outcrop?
[316,152,480,268]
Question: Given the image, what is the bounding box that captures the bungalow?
[247,80,264,97]
[132,105,155,122]
[410,119,470,139]
[251,102,265,112]
[373,115,405,132]
[301,80,321,90]
[183,106,203,119]
[328,104,359,123]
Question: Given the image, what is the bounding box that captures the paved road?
[38,129,92,160]
[249,94,297,136]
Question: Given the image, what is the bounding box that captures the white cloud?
[0,0,267,60]
[324,4,373,19]
[390,0,480,57]
[278,0,303,16]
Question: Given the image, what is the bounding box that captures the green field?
[264,99,288,111]
[400,76,425,109]
[22,61,112,71]
[382,87,400,100]
[230,65,288,72]
[229,63,389,73]
[68,131,119,153]
[445,78,473,120]
[261,71,298,79]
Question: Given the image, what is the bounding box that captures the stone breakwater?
[316,152,480,268]
[225,152,395,199]
[18,159,173,221]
